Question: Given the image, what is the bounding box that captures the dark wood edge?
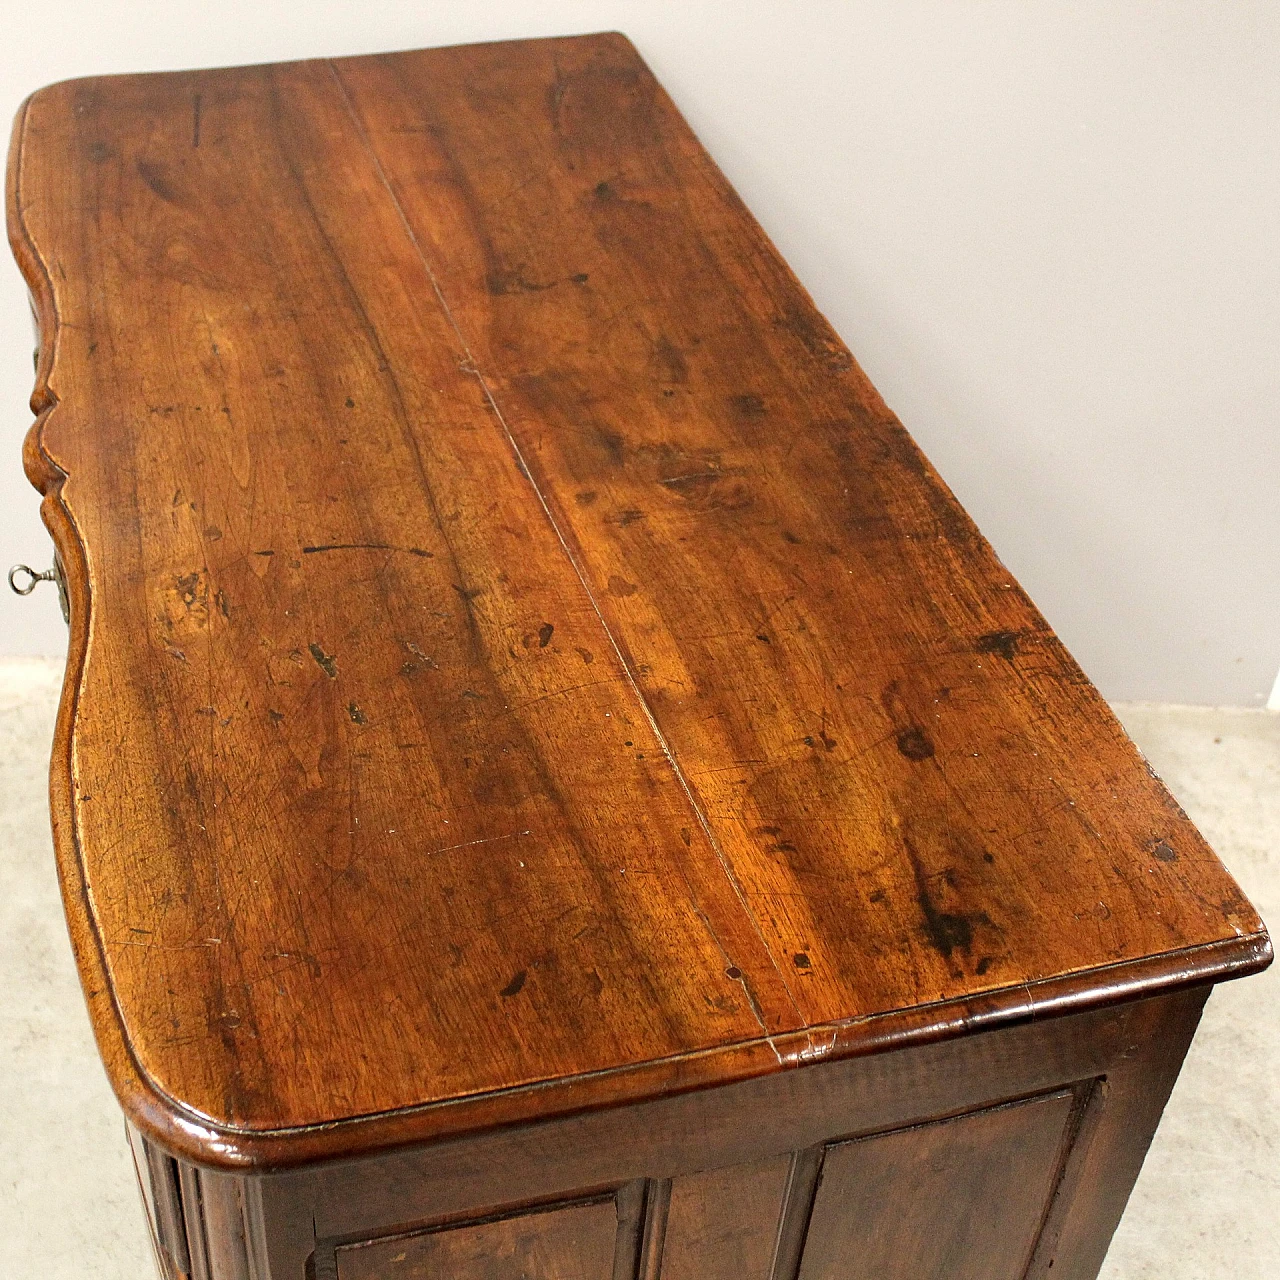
[8,71,1273,1176]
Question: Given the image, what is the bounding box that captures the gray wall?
[2,1,1277,704]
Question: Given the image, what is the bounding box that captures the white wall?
[1,1,1277,704]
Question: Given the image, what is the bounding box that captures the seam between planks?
[325,58,807,1048]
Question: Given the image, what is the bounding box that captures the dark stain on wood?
[302,542,432,557]
[308,643,338,678]
[136,158,178,203]
[976,630,1020,661]
[896,727,935,761]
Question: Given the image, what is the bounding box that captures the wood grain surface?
[6,32,1268,1167]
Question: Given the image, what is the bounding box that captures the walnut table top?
[7,32,1268,1171]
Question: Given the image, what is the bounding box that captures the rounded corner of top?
[1248,925,1274,971]
[119,1082,273,1173]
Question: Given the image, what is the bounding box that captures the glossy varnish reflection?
[7,28,1268,1198]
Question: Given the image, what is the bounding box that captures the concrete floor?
[0,657,1275,1279]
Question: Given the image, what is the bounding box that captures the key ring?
[8,556,71,622]
[8,563,54,595]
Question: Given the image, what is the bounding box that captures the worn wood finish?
[330,38,1269,1024]
[7,31,1268,1171]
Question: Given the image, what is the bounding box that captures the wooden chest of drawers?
[7,32,1269,1280]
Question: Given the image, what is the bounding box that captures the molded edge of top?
[65,929,1280,1172]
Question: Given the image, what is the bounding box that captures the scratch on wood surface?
[106,936,222,950]
[496,676,619,716]
[423,830,532,858]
